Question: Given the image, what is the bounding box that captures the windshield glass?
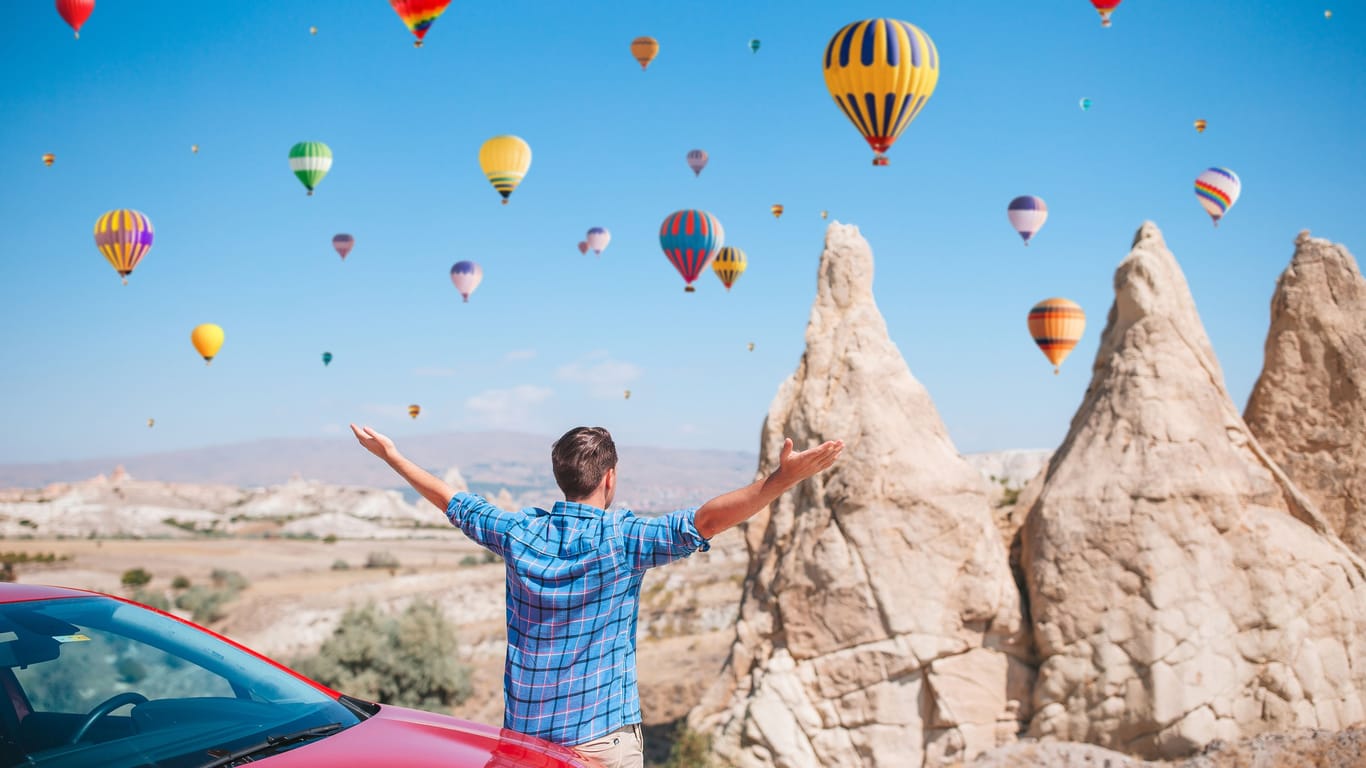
[0,595,361,767]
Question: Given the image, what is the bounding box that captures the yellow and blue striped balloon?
[94,209,154,285]
[823,19,940,166]
[479,135,532,205]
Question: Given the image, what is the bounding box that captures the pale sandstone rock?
[1245,231,1366,557]
[1020,222,1366,760]
[690,222,1030,767]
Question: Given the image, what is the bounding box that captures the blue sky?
[1,1,1362,466]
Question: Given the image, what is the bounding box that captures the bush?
[210,569,249,592]
[331,559,350,571]
[365,552,399,570]
[171,575,191,590]
[292,600,472,711]
[121,568,152,589]
[323,534,337,545]
[131,589,171,611]
[458,555,480,567]
[661,727,714,768]
[175,586,231,624]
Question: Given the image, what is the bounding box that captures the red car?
[0,583,587,767]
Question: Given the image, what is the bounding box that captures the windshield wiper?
[199,723,343,768]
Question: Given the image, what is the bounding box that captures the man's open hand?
[350,423,398,463]
[775,437,844,484]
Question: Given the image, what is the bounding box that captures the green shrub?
[121,568,152,589]
[131,589,171,611]
[661,726,714,768]
[331,559,350,571]
[458,555,480,567]
[171,575,191,590]
[210,569,249,592]
[292,600,472,711]
[323,534,337,544]
[365,552,399,570]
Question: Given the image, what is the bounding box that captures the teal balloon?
[1079,97,1093,111]
[322,352,333,366]
[749,38,760,53]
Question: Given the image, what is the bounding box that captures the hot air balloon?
[1028,299,1086,374]
[1195,167,1241,227]
[479,135,531,205]
[389,0,452,47]
[1194,119,1207,134]
[332,234,354,260]
[1325,10,1333,18]
[94,209,154,285]
[408,404,421,419]
[289,141,332,195]
[686,149,708,177]
[624,390,631,400]
[631,36,659,70]
[147,418,154,428]
[191,324,225,366]
[660,210,725,293]
[577,241,589,255]
[821,210,828,220]
[770,204,784,220]
[1007,196,1048,246]
[309,26,317,35]
[712,246,747,291]
[450,261,483,302]
[586,227,611,255]
[191,144,199,154]
[748,342,755,352]
[322,352,333,366]
[749,39,761,53]
[56,0,94,39]
[42,153,54,167]
[1079,97,1093,111]
[1090,0,1122,27]
[823,19,940,166]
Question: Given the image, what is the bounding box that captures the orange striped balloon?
[1028,298,1086,374]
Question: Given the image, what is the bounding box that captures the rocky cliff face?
[690,222,1031,767]
[1020,222,1366,758]
[1245,231,1366,557]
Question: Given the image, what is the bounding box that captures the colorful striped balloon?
[1194,167,1241,227]
[712,246,747,291]
[1090,0,1122,27]
[686,149,708,177]
[823,19,940,166]
[289,141,332,195]
[479,135,532,204]
[332,234,354,261]
[659,210,725,293]
[56,0,95,39]
[450,261,483,303]
[771,204,784,220]
[94,209,154,285]
[586,227,611,255]
[1028,298,1086,374]
[389,0,452,47]
[1007,196,1049,246]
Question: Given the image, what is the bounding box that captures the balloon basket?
[307,190,314,196]
[873,155,889,167]
[414,40,423,48]
[685,285,695,293]
[501,199,508,206]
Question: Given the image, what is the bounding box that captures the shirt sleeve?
[619,507,711,571]
[446,492,517,556]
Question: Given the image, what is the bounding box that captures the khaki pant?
[572,723,643,768]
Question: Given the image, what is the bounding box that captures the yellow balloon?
[771,204,784,219]
[191,324,225,365]
[408,404,421,419]
[479,135,532,205]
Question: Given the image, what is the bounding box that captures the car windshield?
[0,595,362,768]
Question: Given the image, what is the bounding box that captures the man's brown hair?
[552,426,617,500]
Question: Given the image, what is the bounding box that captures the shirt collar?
[551,500,606,519]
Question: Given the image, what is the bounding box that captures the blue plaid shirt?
[445,492,710,747]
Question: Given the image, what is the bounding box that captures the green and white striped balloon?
[289,141,333,195]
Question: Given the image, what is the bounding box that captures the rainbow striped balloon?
[659,210,725,292]
[1194,167,1241,227]
[94,209,154,285]
[389,0,452,47]
[289,142,332,195]
[1028,298,1086,374]
[712,246,747,291]
[823,19,939,166]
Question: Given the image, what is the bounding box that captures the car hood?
[259,703,588,767]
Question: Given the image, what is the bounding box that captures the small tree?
[121,568,152,590]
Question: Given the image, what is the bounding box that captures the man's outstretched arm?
[693,437,844,539]
[350,423,455,512]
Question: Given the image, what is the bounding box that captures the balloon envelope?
[770,204,783,219]
[1007,196,1048,245]
[479,135,532,204]
[1194,119,1207,133]
[56,0,94,38]
[659,210,725,292]
[823,19,940,166]
[1090,0,1122,27]
[1195,167,1241,226]
[1028,299,1086,373]
[1079,97,1093,111]
[389,0,452,47]
[586,227,611,254]
[712,246,747,291]
[322,352,333,366]
[450,261,483,302]
[686,149,708,176]
[749,38,760,53]
[577,241,589,255]
[332,234,354,260]
[408,404,421,419]
[631,36,659,70]
[42,153,55,167]
[289,141,332,195]
[94,209,154,285]
[191,324,225,365]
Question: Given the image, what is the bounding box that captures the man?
[350,423,843,767]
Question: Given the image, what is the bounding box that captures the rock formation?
[690,222,1031,767]
[1245,231,1366,557]
[1020,222,1366,759]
